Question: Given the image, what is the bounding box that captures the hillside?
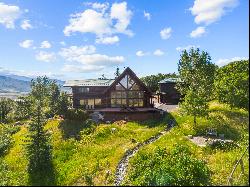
[0,101,248,186]
[0,75,67,95]
[0,76,31,93]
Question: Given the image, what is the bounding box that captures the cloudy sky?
[0,0,249,80]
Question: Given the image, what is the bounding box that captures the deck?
[94,107,160,113]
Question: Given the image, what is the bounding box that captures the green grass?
[0,101,248,186]
[0,118,166,185]
[124,101,249,186]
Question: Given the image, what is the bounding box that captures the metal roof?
[63,79,115,87]
[159,78,181,83]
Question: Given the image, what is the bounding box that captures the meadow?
[0,101,248,186]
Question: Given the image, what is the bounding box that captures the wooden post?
[239,159,244,174]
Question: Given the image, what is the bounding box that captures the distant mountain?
[0,76,31,93]
[0,72,32,82]
[0,74,67,93]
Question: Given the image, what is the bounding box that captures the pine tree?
[26,76,55,185]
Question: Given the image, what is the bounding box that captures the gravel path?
[114,126,172,186]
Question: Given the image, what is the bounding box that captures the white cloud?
[110,2,133,36]
[59,45,124,71]
[153,49,164,56]
[176,45,200,52]
[62,64,104,73]
[190,0,239,25]
[19,40,33,48]
[95,35,119,45]
[64,9,111,36]
[40,41,52,48]
[136,51,146,57]
[143,10,151,20]
[64,2,133,43]
[216,57,249,66]
[190,26,206,38]
[0,2,21,28]
[20,19,32,30]
[36,51,56,62]
[59,45,96,59]
[160,27,172,40]
[91,2,109,13]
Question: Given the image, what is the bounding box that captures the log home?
[64,67,163,121]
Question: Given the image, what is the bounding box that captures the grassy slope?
[125,101,249,186]
[1,101,248,186]
[1,119,165,185]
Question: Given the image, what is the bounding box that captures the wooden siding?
[159,82,181,104]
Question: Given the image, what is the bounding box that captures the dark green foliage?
[57,92,70,116]
[0,124,20,156]
[48,81,61,117]
[214,60,249,110]
[126,144,210,186]
[140,73,178,92]
[26,76,56,185]
[114,67,121,78]
[0,98,14,123]
[0,129,11,156]
[58,119,94,140]
[0,160,11,186]
[177,48,216,125]
[64,108,89,121]
[14,96,32,120]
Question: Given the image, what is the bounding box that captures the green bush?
[125,144,210,186]
[0,124,20,156]
[64,108,89,121]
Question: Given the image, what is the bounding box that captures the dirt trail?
[114,126,172,186]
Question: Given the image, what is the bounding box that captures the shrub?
[0,124,20,156]
[64,108,89,121]
[125,144,210,186]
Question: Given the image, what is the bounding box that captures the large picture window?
[111,74,144,107]
[80,98,102,108]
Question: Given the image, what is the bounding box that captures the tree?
[0,98,13,123]
[57,91,70,116]
[114,67,121,78]
[26,76,55,185]
[14,96,32,120]
[176,48,216,125]
[140,73,178,93]
[48,81,60,117]
[214,60,249,110]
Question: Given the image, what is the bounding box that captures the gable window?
[111,75,145,107]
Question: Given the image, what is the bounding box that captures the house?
[64,67,163,121]
[158,78,182,104]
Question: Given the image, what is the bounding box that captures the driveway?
[154,103,179,112]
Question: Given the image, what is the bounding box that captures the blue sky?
[0,0,249,80]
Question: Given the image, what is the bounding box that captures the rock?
[106,121,111,124]
[188,135,193,139]
[111,128,117,133]
[14,121,21,126]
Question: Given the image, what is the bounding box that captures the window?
[95,99,102,105]
[80,98,102,106]
[110,75,144,107]
[78,87,89,93]
[80,99,87,105]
